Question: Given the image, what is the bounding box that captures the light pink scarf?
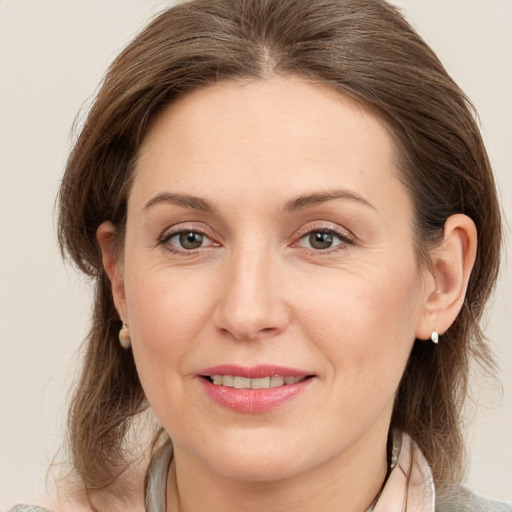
[373,433,435,512]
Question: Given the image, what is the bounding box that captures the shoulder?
[6,498,93,512]
[6,499,144,512]
[7,507,52,512]
[436,484,512,512]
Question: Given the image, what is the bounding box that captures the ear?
[97,221,128,323]
[416,214,477,340]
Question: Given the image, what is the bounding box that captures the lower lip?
[199,377,313,413]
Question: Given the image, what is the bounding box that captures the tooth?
[211,374,304,389]
[222,375,234,387]
[251,377,270,389]
[233,376,251,389]
[270,376,284,387]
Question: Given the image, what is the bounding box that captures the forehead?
[133,76,409,216]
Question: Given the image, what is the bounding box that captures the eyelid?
[293,221,355,243]
[156,222,220,251]
[290,222,355,254]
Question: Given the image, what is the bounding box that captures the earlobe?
[97,221,127,321]
[416,214,477,341]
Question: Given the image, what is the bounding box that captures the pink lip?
[197,365,315,413]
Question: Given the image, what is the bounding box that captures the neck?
[166,428,389,512]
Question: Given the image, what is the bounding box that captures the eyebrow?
[143,189,375,214]
[144,192,217,213]
[284,189,376,212]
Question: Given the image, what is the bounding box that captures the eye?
[162,230,213,251]
[297,229,351,251]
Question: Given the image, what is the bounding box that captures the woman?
[8,0,510,511]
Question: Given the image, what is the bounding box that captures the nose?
[213,245,290,342]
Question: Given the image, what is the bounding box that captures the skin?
[98,76,477,512]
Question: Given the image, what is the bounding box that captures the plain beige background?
[0,0,510,508]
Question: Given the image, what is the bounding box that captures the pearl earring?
[119,322,131,349]
[431,330,439,344]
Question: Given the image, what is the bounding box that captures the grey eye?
[297,229,347,251]
[178,231,205,249]
[161,228,218,253]
[308,231,335,250]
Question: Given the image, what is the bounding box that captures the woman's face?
[113,77,432,482]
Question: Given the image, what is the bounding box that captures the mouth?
[197,365,316,412]
[203,374,311,389]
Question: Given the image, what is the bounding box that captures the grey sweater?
[7,490,512,512]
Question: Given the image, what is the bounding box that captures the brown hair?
[58,0,502,502]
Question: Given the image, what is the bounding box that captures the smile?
[209,375,307,389]
[198,366,315,413]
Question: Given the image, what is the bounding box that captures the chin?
[210,452,307,483]
[186,429,324,483]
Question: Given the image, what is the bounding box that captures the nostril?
[258,327,278,334]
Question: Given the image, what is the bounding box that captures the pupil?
[180,232,203,249]
[310,231,333,249]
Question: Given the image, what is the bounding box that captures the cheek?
[123,265,216,392]
[122,268,218,431]
[126,261,212,338]
[297,258,423,380]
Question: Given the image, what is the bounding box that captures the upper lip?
[197,364,314,379]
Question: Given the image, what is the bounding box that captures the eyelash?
[157,223,354,255]
[157,227,218,254]
[293,224,354,253]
